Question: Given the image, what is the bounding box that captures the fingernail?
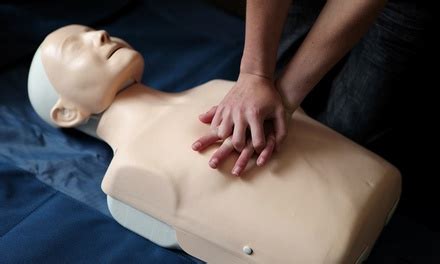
[192,142,201,150]
[257,157,263,166]
[232,166,241,176]
[209,158,218,168]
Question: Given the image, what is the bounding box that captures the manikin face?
[41,24,144,127]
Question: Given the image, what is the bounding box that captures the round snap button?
[243,246,253,255]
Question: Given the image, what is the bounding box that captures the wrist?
[281,98,298,116]
[239,70,273,82]
[275,79,303,114]
[240,53,275,81]
[237,72,276,92]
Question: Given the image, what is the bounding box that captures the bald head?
[28,24,144,127]
[28,47,59,126]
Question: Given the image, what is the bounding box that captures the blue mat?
[0,0,243,262]
[0,164,199,263]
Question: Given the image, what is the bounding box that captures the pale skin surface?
[41,25,261,176]
[97,80,399,263]
[37,25,401,263]
[41,25,144,128]
[194,0,388,175]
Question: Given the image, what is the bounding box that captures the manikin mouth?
[107,45,122,59]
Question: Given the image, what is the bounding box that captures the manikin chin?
[28,25,401,264]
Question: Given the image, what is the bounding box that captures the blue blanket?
[0,164,200,263]
[2,0,438,263]
[0,0,243,262]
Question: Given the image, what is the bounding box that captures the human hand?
[192,126,277,176]
[192,73,291,175]
[195,72,288,154]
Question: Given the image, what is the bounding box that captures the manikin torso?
[96,80,400,264]
[28,25,401,264]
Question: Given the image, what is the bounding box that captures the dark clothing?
[278,4,438,263]
[277,0,430,144]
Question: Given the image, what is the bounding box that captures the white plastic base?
[107,195,180,249]
[107,196,400,263]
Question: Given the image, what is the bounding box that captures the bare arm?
[194,0,292,176]
[194,0,386,176]
[240,0,292,79]
[277,0,387,112]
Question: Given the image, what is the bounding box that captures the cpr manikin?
[28,25,401,264]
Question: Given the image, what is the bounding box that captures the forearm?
[240,0,292,79]
[277,0,387,112]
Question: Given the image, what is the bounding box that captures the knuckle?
[247,106,260,117]
[224,137,233,147]
[216,105,225,113]
[279,131,287,141]
[232,141,244,151]
[218,130,227,139]
[268,134,276,143]
[234,107,245,118]
[254,140,266,150]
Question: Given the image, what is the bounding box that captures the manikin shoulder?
[102,144,178,224]
[195,79,235,90]
[180,79,235,102]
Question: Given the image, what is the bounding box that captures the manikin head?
[28,24,144,132]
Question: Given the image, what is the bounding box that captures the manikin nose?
[85,30,110,46]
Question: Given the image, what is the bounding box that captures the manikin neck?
[76,113,102,138]
[75,79,137,138]
[87,82,174,151]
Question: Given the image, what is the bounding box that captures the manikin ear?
[50,99,89,127]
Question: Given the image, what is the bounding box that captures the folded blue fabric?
[0,1,243,262]
[0,0,244,216]
[0,163,202,263]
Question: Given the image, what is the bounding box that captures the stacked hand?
[192,73,292,176]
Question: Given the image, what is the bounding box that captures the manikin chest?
[101,96,401,263]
